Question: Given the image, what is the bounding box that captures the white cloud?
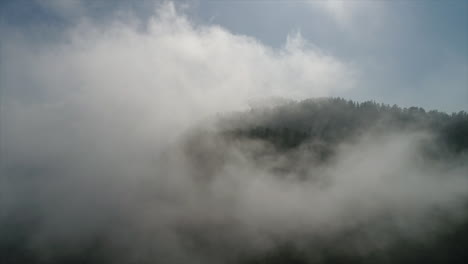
[1,2,466,263]
[2,2,356,142]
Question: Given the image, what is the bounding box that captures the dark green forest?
[2,97,467,264]
[221,97,468,154]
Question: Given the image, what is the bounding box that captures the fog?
[1,2,467,264]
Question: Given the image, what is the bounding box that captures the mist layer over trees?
[1,3,467,264]
[2,97,468,264]
[221,97,468,156]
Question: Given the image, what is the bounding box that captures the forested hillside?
[217,98,468,264]
[2,98,467,264]
[220,97,468,154]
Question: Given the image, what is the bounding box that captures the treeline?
[221,97,468,155]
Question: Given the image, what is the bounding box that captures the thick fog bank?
[1,2,468,264]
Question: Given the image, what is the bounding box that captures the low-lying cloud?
[1,2,467,264]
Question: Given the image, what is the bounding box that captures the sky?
[1,0,467,112]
